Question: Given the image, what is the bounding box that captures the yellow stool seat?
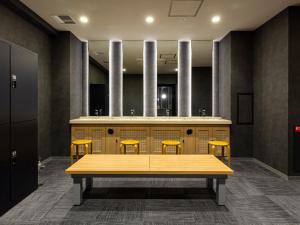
[72,140,92,145]
[70,139,92,164]
[121,140,140,145]
[208,140,231,167]
[120,139,140,154]
[162,140,182,154]
[208,140,229,146]
[162,140,181,146]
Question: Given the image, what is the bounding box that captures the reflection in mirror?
[123,41,143,116]
[88,40,213,117]
[192,41,213,116]
[157,41,177,116]
[89,41,109,116]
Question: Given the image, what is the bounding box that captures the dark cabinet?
[0,40,38,216]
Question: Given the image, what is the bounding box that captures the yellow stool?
[208,140,231,167]
[162,140,182,154]
[120,140,140,154]
[70,139,92,164]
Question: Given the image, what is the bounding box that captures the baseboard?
[252,158,289,180]
[41,156,69,164]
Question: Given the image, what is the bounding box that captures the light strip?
[109,40,123,116]
[178,40,192,117]
[143,40,157,117]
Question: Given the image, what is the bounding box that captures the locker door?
[0,41,10,125]
[11,46,37,123]
[11,120,38,204]
[0,41,11,215]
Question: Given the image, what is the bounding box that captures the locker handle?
[11,150,17,165]
[11,74,17,88]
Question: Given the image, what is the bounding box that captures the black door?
[10,120,38,204]
[90,84,107,116]
[11,46,38,123]
[10,46,38,204]
[0,41,10,215]
[0,41,10,125]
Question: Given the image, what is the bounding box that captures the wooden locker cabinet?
[150,126,183,154]
[105,127,119,154]
[89,126,106,154]
[195,127,213,154]
[212,126,230,156]
[183,127,196,154]
[118,126,150,154]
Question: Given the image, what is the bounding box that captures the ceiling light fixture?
[145,16,154,24]
[175,68,178,72]
[79,16,89,24]
[123,68,126,72]
[211,15,221,24]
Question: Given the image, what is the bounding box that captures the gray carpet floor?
[1,158,300,225]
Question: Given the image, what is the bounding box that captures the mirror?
[88,40,212,117]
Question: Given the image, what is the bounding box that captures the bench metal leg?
[86,177,93,190]
[216,178,226,205]
[72,177,83,206]
[207,178,213,189]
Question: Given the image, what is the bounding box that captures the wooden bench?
[65,154,234,205]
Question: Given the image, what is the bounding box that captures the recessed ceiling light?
[211,15,221,24]
[161,94,167,99]
[123,68,126,72]
[79,16,89,24]
[175,68,178,72]
[145,16,154,24]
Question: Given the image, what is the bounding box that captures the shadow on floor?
[84,187,216,200]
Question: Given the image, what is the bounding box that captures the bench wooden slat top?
[65,154,233,175]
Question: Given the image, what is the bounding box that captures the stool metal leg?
[227,145,231,167]
[70,144,74,164]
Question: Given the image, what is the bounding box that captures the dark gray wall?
[219,32,253,157]
[123,75,143,116]
[219,34,231,120]
[231,32,253,157]
[90,62,108,84]
[0,4,52,160]
[120,70,211,116]
[51,32,83,156]
[70,34,83,119]
[253,10,289,174]
[192,67,212,116]
[288,7,300,175]
[51,32,70,157]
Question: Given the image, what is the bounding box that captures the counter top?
[69,116,232,125]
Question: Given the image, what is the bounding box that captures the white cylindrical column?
[178,40,192,117]
[82,41,89,116]
[212,41,220,117]
[109,40,123,116]
[143,40,157,117]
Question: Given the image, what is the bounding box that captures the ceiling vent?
[168,0,204,17]
[52,15,75,24]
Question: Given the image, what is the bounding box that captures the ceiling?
[89,41,212,74]
[21,0,300,41]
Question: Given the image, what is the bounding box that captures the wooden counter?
[70,117,231,155]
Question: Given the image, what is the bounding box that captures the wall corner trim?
[252,158,289,180]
